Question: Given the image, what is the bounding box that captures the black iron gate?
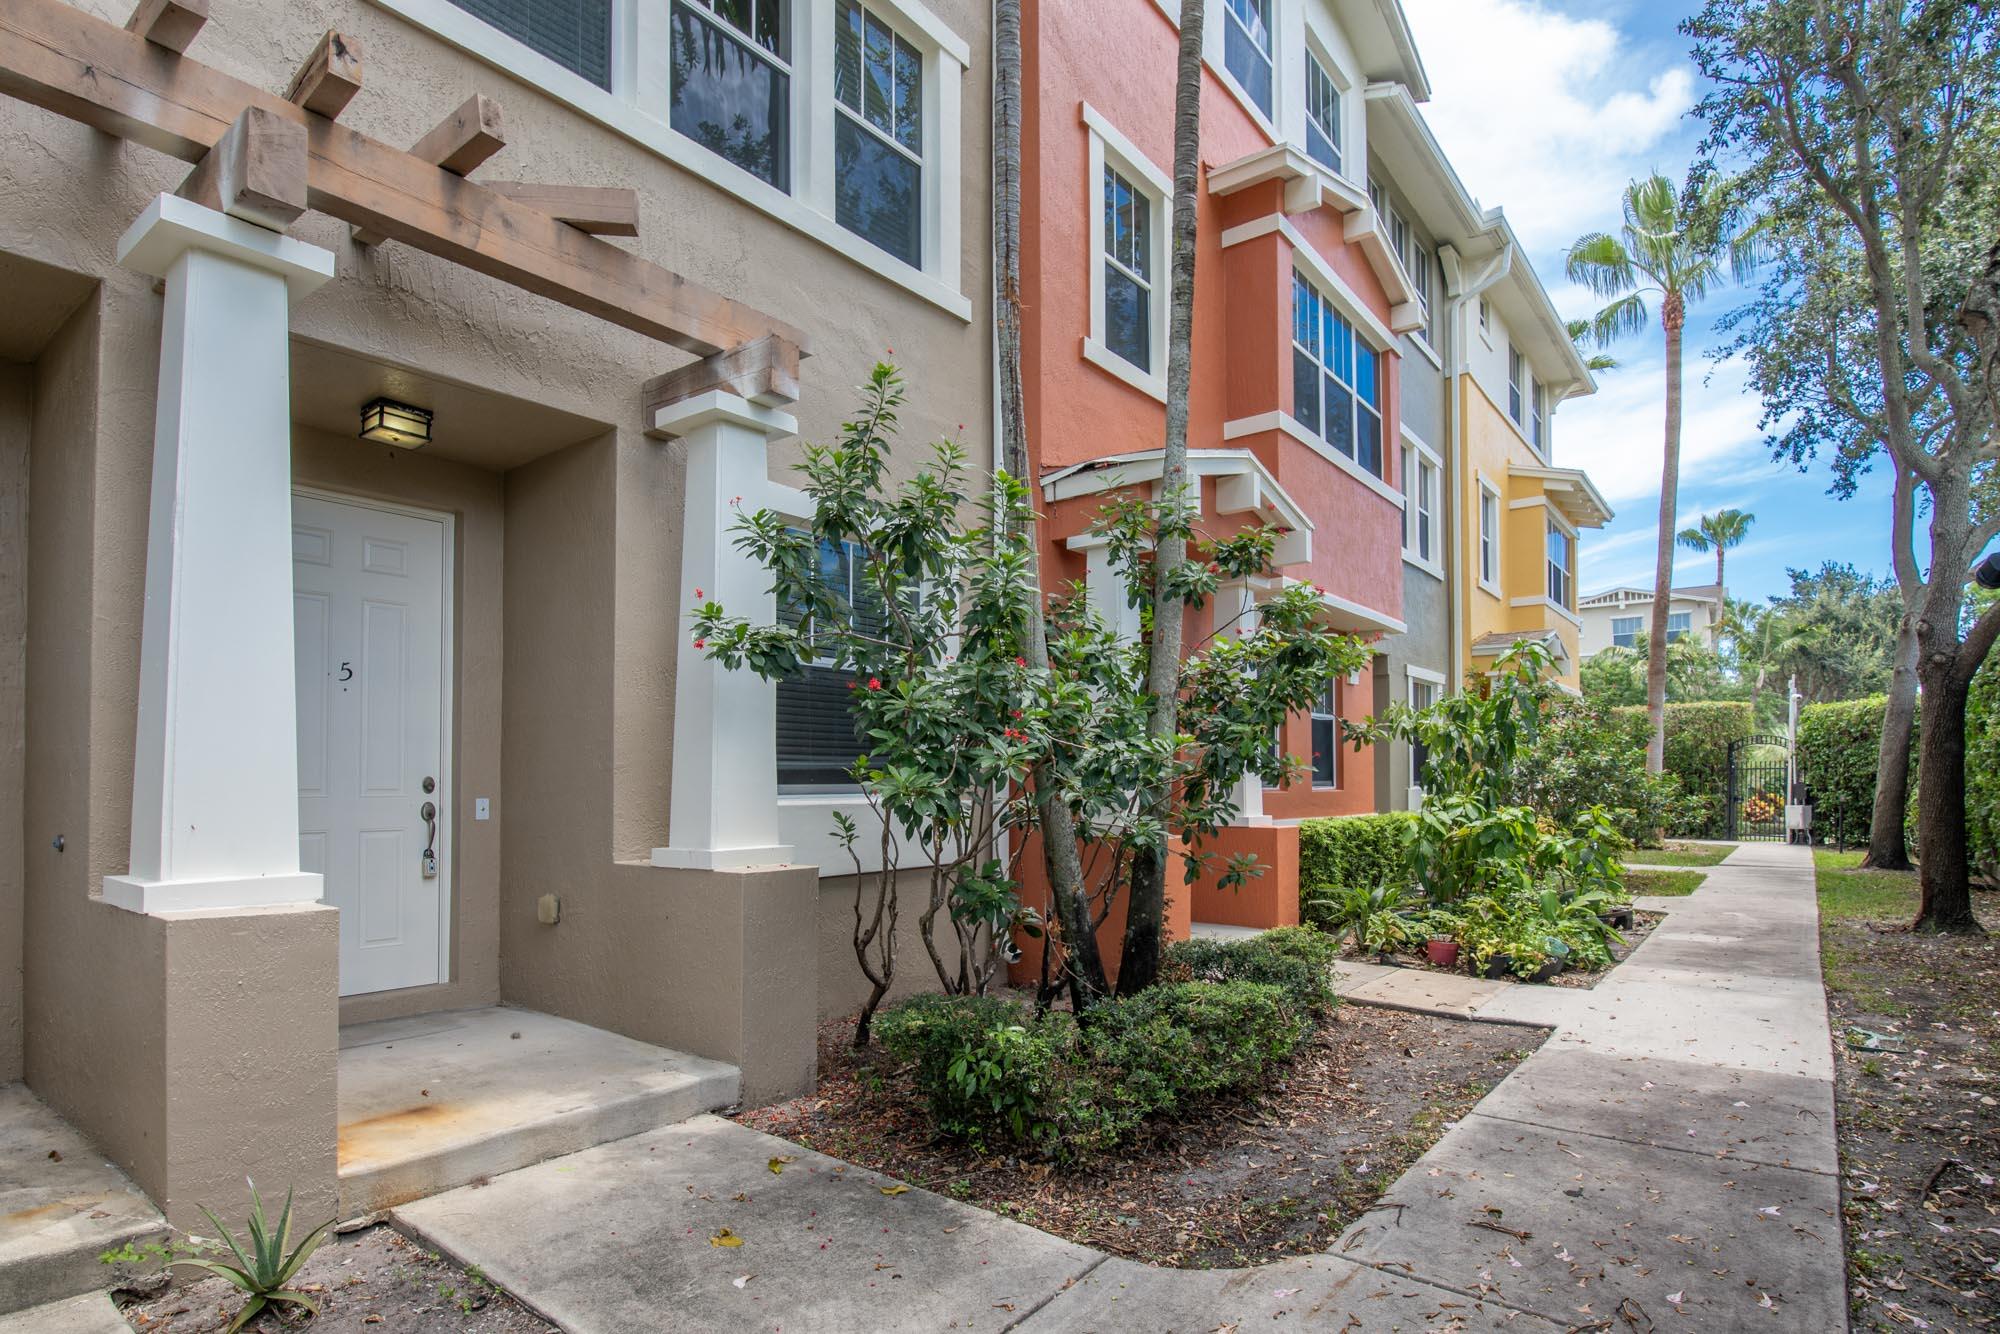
[1725,734,1792,842]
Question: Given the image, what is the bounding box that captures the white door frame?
[294,485,457,989]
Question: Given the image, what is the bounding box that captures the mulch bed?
[116,1223,556,1333]
[1825,886,2000,1331]
[1333,908,1664,991]
[734,1003,1546,1269]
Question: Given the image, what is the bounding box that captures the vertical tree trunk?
[1644,298,1685,774]
[1861,613,1917,870]
[1117,0,1205,997]
[993,0,1107,1003]
[1912,635,1978,932]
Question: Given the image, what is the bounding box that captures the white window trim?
[1400,426,1443,578]
[367,0,972,319]
[1082,103,1171,403]
[1208,0,1284,143]
[1476,474,1503,598]
[1224,412,1406,508]
[1404,665,1443,807]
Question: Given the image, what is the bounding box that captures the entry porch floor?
[337,1005,740,1219]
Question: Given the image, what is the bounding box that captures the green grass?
[1628,842,1736,867]
[1624,868,1706,897]
[1814,850,1920,923]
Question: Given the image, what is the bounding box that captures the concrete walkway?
[385,842,1842,1332]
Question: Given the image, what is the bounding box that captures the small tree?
[693,367,1044,1045]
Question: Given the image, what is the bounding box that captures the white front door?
[293,492,450,997]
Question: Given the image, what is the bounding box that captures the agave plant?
[179,1182,334,1333]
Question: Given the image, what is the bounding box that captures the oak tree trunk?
[1912,634,1978,932]
[1861,613,1917,870]
[1118,0,1205,997]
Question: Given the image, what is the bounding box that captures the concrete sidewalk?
[384,842,1842,1332]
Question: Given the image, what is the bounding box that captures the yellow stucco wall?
[1454,378,1584,687]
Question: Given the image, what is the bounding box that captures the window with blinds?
[776,538,886,792]
[447,0,612,89]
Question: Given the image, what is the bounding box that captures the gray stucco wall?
[1374,566,1450,810]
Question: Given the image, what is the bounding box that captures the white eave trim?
[1282,577,1406,635]
[1222,215,1406,348]
[1040,448,1316,565]
[1222,411,1406,508]
[1509,463,1616,528]
[1207,144,1370,218]
[1511,595,1584,629]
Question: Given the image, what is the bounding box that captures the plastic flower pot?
[1525,957,1565,984]
[1425,936,1460,968]
[1479,954,1515,980]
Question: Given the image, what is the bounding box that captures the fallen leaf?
[711,1228,744,1248]
[880,1184,910,1196]
[768,1156,797,1174]
[1667,1290,1684,1305]
[733,1274,754,1289]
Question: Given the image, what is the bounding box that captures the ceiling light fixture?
[359,397,433,449]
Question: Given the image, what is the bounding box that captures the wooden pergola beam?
[642,335,801,416]
[0,0,806,358]
[174,104,306,231]
[284,29,362,121]
[485,182,639,237]
[125,0,205,53]
[354,93,503,244]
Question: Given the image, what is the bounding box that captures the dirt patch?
[734,1004,1545,1269]
[116,1223,555,1333]
[1816,856,2000,1332]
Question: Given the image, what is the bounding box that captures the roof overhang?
[1470,628,1570,669]
[1041,449,1313,567]
[1361,84,1498,259]
[1481,209,1596,401]
[1511,464,1615,529]
[1331,0,1432,102]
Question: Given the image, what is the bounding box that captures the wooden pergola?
[0,0,807,397]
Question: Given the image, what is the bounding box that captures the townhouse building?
[1579,583,1726,658]
[0,0,993,1275]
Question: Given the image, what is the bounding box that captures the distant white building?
[1578,584,1725,658]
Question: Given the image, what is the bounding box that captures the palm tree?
[1565,318,1619,373]
[1567,173,1763,774]
[1676,508,1755,598]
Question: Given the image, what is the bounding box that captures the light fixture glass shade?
[359,397,433,448]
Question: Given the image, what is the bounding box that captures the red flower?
[867,677,883,691]
[1208,562,1221,574]
[693,638,706,649]
[693,587,704,599]
[1015,656,1028,668]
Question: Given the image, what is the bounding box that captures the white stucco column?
[651,391,799,870]
[104,194,335,914]
[1219,580,1272,826]
[1069,534,1142,643]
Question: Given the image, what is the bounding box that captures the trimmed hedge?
[1297,813,1414,931]
[1797,696,1914,849]
[874,931,1329,1160]
[1609,701,1754,836]
[1971,657,1999,881]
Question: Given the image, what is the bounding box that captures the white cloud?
[1400,0,1695,253]
[1555,351,1776,507]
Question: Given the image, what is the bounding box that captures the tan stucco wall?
[816,875,980,1024]
[292,428,508,1027]
[0,364,27,1080]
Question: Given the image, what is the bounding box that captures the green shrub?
[877,994,1072,1148]
[1797,695,1915,849]
[1082,981,1307,1111]
[1508,694,1699,846]
[1298,813,1414,929]
[1161,925,1339,1013]
[1972,651,2000,882]
[1609,701,1753,837]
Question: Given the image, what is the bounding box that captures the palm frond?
[1591,292,1650,345]
[1676,526,1712,552]
[1564,232,1635,297]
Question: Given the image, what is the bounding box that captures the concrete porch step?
[0,1083,168,1315]
[337,1006,739,1218]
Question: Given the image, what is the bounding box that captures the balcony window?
[447,0,611,88]
[1292,273,1384,477]
[1222,0,1273,118]
[1402,444,1438,563]
[671,0,792,191]
[1546,520,1572,609]
[1305,52,1341,174]
[1611,615,1641,649]
[834,1,923,266]
[1101,165,1154,373]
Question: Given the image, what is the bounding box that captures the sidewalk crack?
[999,1252,1111,1331]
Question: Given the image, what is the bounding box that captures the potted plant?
[1425,934,1460,968]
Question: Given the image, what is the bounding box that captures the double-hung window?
[776,537,884,791]
[1611,615,1641,648]
[1309,680,1339,787]
[1507,345,1525,426]
[1546,520,1572,609]
[1478,483,1500,589]
[671,0,791,191]
[1101,166,1154,373]
[1530,378,1547,450]
[1667,611,1693,642]
[1304,52,1341,174]
[1292,273,1384,477]
[1409,676,1438,792]
[1222,0,1274,118]
[1402,444,1438,565]
[834,2,924,267]
[448,0,611,87]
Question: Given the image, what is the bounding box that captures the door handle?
[420,795,439,879]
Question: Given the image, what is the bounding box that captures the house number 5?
[338,662,354,682]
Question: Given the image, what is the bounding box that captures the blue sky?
[1399,0,1900,608]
